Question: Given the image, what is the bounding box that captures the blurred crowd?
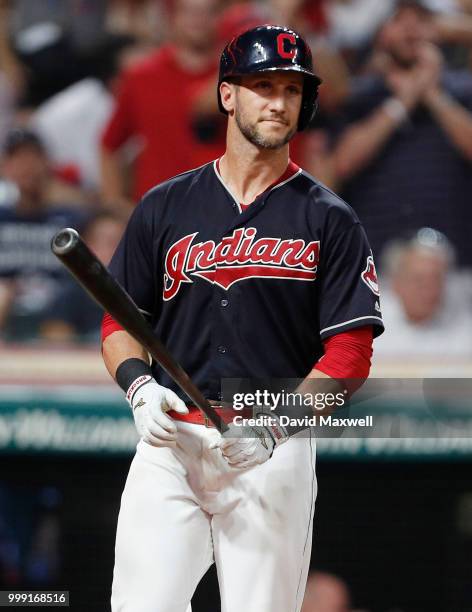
[0,0,472,360]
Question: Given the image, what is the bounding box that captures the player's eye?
[254,80,272,92]
[287,85,302,95]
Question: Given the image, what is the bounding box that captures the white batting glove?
[211,414,289,469]
[126,376,189,447]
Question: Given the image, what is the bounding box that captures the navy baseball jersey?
[109,160,384,402]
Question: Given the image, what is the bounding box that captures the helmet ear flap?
[298,78,320,131]
[310,99,319,125]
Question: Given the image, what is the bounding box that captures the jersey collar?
[213,158,301,214]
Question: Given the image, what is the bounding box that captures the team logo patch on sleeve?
[163,228,320,300]
[361,255,379,296]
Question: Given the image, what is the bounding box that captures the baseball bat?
[51,227,228,433]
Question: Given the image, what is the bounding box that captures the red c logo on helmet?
[277,33,296,59]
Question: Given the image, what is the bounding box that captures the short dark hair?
[395,0,435,16]
[2,128,45,156]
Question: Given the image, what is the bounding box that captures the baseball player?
[101,25,384,612]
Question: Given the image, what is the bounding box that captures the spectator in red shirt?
[100,0,224,209]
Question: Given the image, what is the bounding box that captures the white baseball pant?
[111,421,317,612]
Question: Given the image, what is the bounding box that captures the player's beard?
[235,106,297,149]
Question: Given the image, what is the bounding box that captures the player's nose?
[267,93,287,114]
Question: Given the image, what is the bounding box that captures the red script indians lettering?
[163,228,320,300]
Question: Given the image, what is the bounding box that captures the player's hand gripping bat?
[51,227,228,433]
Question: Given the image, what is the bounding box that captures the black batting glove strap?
[116,358,153,395]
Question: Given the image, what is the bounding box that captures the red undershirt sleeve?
[313,325,373,394]
[101,312,124,344]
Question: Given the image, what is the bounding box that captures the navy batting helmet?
[218,24,322,131]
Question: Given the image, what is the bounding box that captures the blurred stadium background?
[0,0,472,610]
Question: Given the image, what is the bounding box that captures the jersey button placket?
[212,253,233,399]
[214,266,229,352]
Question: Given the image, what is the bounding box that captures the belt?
[167,406,251,428]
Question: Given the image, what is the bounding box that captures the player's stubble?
[234,90,298,150]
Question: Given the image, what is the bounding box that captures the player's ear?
[220,80,237,114]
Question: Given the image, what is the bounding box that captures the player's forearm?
[299,370,343,410]
[271,328,373,435]
[334,100,407,180]
[301,367,341,404]
[102,329,149,381]
[268,371,343,437]
[424,88,472,160]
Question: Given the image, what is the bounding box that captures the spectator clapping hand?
[414,42,444,100]
[382,41,444,111]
